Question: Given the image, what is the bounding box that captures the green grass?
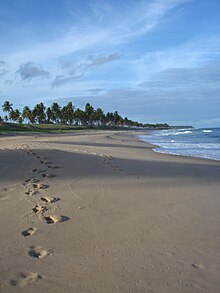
[0,122,176,133]
[0,122,93,133]
[0,122,133,133]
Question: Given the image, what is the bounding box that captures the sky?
[0,0,220,127]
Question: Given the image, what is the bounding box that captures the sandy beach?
[0,130,219,293]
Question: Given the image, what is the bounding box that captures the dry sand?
[0,130,219,292]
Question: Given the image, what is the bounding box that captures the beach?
[0,130,220,292]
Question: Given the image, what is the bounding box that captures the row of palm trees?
[1,100,169,128]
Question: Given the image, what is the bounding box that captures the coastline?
[137,129,220,163]
[0,130,219,292]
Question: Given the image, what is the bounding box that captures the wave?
[139,127,220,161]
[202,130,212,133]
[158,130,193,136]
[173,131,192,135]
[155,142,219,150]
[153,148,220,161]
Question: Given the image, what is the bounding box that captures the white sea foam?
[154,130,192,136]
[155,142,219,150]
[173,131,192,135]
[139,127,220,161]
[202,130,212,133]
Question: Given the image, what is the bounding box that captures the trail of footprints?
[11,138,136,286]
[102,154,123,173]
[11,146,70,288]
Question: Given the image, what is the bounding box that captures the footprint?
[41,196,60,203]
[44,215,70,224]
[11,272,42,287]
[29,246,50,259]
[32,178,40,183]
[47,174,56,178]
[32,205,46,214]
[33,183,49,189]
[41,173,56,178]
[24,178,40,186]
[25,189,38,196]
[21,227,37,237]
[44,215,59,224]
[47,165,60,169]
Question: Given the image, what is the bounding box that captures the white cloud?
[1,0,190,65]
[138,61,220,90]
[51,75,77,88]
[16,62,50,81]
[52,53,123,87]
[115,0,192,38]
[132,33,220,83]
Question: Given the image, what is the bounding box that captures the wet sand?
[0,130,220,292]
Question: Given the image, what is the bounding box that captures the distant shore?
[0,130,219,292]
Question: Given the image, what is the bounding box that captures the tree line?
[0,100,169,129]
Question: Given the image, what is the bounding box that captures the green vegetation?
[0,100,170,132]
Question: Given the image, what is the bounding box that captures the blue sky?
[0,0,220,126]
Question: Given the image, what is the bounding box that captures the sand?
[0,130,219,292]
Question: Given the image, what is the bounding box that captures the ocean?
[139,127,220,161]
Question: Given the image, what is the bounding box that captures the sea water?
[139,127,220,161]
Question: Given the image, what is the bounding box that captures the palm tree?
[113,111,122,126]
[2,101,13,121]
[9,109,21,123]
[106,112,114,126]
[46,107,54,124]
[94,107,104,126]
[74,108,85,125]
[66,102,75,124]
[29,111,36,124]
[33,103,46,124]
[61,102,75,125]
[2,101,13,112]
[84,103,94,126]
[124,117,129,126]
[60,105,68,124]
[22,106,32,123]
[51,102,61,123]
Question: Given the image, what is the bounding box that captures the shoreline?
[137,129,220,163]
[0,130,219,292]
